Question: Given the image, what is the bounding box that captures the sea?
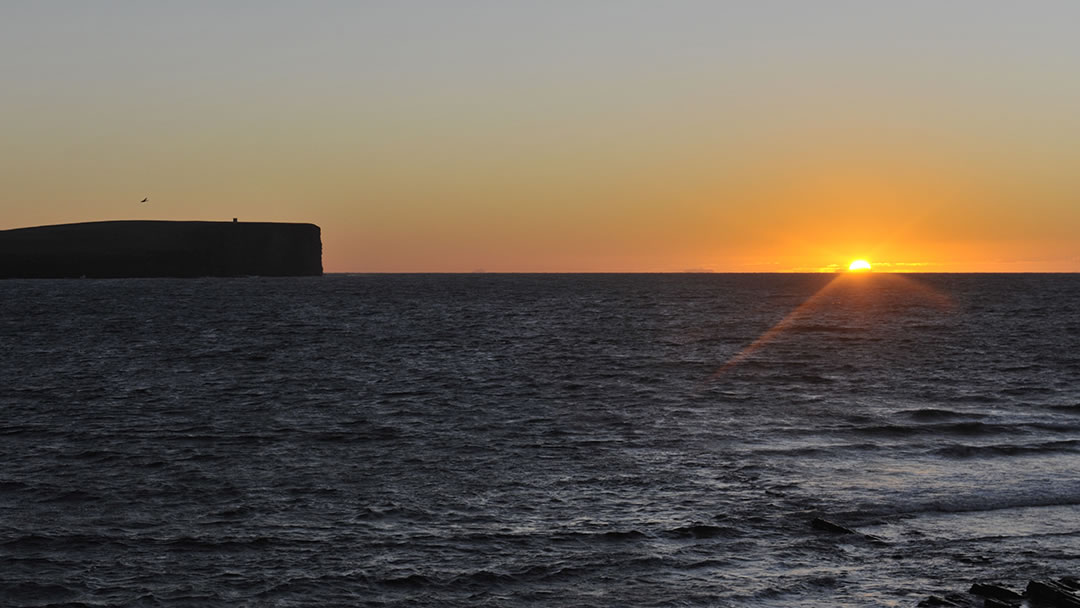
[1,273,1079,607]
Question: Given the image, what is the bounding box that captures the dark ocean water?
[2,273,1079,607]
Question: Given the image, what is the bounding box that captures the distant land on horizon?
[0,220,322,279]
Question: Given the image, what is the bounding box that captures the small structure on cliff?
[0,220,322,278]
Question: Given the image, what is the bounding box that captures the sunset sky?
[2,1,1078,272]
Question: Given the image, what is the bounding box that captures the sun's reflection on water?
[711,273,954,379]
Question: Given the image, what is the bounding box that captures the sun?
[848,259,872,272]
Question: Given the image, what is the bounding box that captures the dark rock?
[1026,579,1080,607]
[809,517,888,545]
[667,523,740,539]
[863,533,889,546]
[811,517,856,534]
[969,582,1022,603]
[0,220,322,278]
[917,594,967,607]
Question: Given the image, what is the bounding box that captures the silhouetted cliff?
[0,221,322,278]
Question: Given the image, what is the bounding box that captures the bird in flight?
[140,197,149,203]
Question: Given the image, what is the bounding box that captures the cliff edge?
[0,220,322,278]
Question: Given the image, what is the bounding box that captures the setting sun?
[849,259,872,272]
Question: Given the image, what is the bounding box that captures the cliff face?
[0,221,322,278]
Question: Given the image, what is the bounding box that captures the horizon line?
[323,271,1080,275]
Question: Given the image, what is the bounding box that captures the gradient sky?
[3,1,1078,272]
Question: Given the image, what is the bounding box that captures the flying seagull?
[140,197,148,203]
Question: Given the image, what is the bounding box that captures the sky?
[2,1,1078,272]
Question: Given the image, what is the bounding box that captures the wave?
[0,532,286,554]
[596,529,649,541]
[546,528,651,544]
[855,421,1017,437]
[902,408,982,420]
[1048,404,1080,415]
[753,442,884,457]
[406,522,745,550]
[38,489,101,504]
[842,489,1080,520]
[0,582,82,605]
[374,556,668,591]
[943,394,1000,404]
[0,533,118,552]
[161,535,276,551]
[378,573,434,588]
[785,326,864,336]
[935,440,1080,459]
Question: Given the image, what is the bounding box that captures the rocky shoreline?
[810,517,1079,607]
[918,578,1080,607]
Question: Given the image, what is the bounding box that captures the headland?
[0,220,322,278]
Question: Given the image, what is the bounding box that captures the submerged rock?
[809,517,888,545]
[810,517,856,534]
[917,593,972,607]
